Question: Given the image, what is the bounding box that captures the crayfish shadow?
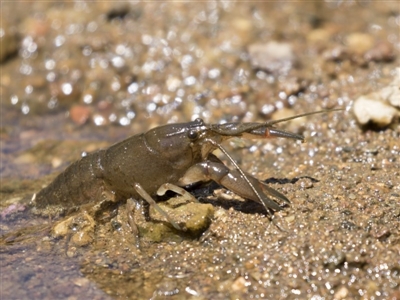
[188,180,291,216]
[190,176,319,214]
[200,196,269,215]
[263,176,319,185]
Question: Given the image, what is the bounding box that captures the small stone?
[66,247,77,258]
[180,202,214,235]
[140,200,214,242]
[353,67,400,127]
[231,276,248,292]
[70,105,91,125]
[307,28,331,44]
[334,286,349,299]
[52,217,73,238]
[345,32,374,55]
[248,41,295,74]
[364,41,395,62]
[73,277,90,287]
[348,194,356,200]
[353,95,398,127]
[285,214,295,224]
[70,230,94,247]
[372,226,391,240]
[299,178,314,189]
[51,157,63,169]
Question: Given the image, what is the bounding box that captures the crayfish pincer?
[32,109,341,230]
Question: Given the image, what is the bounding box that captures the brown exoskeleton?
[32,109,341,231]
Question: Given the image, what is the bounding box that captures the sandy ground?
[1,2,399,299]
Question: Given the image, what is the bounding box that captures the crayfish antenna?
[265,108,344,126]
[262,108,344,142]
[242,108,343,142]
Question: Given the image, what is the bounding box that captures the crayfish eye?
[187,129,198,140]
[194,118,204,125]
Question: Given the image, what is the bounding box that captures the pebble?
[353,68,400,126]
[334,286,349,299]
[70,105,91,125]
[231,276,248,292]
[353,96,398,126]
[364,41,395,62]
[307,28,331,44]
[299,178,314,189]
[248,41,295,74]
[345,32,374,55]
